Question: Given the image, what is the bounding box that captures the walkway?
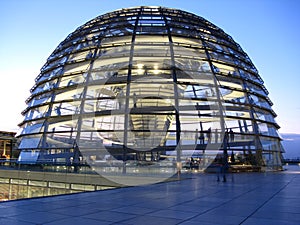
[0,165,299,225]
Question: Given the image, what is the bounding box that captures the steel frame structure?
[17,6,283,172]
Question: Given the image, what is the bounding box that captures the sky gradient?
[0,0,299,135]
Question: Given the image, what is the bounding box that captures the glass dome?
[17,6,283,177]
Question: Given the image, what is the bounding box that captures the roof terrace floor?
[0,165,299,225]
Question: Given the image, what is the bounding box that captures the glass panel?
[173,45,206,59]
[257,122,278,137]
[212,62,235,74]
[17,149,40,163]
[44,133,75,148]
[25,105,49,121]
[210,51,235,65]
[59,73,87,88]
[93,98,119,111]
[48,45,74,62]
[227,119,251,134]
[172,36,202,46]
[64,61,90,74]
[218,76,243,88]
[98,45,131,58]
[51,102,80,116]
[43,56,68,72]
[175,58,211,72]
[74,39,97,51]
[222,89,245,101]
[169,26,196,37]
[38,67,63,82]
[260,137,281,151]
[249,95,271,110]
[136,25,168,34]
[55,87,84,101]
[245,81,267,96]
[239,69,262,84]
[134,44,170,57]
[88,115,125,146]
[253,109,276,124]
[93,57,129,68]
[131,61,172,77]
[68,49,95,62]
[224,109,251,119]
[135,35,168,43]
[21,121,44,135]
[206,40,227,52]
[28,93,52,108]
[32,79,58,95]
[18,135,42,149]
[101,36,132,46]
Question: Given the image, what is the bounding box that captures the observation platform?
[0,165,299,225]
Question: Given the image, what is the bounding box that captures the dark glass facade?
[17,6,283,177]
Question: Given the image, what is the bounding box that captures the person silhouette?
[229,128,234,142]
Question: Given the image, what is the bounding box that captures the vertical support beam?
[239,79,264,166]
[161,8,182,172]
[123,7,142,172]
[199,35,227,165]
[41,95,55,149]
[200,42,226,135]
[41,58,73,150]
[75,50,100,144]
[74,23,112,159]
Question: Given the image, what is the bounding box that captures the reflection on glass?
[14,6,283,191]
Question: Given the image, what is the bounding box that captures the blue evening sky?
[0,0,299,134]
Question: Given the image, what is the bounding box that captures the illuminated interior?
[17,6,283,173]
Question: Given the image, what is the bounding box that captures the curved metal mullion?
[198,33,226,133]
[74,25,113,146]
[196,26,230,169]
[161,7,182,165]
[122,7,143,164]
[236,64,265,165]
[40,45,74,149]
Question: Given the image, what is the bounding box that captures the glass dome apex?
[18,6,283,173]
